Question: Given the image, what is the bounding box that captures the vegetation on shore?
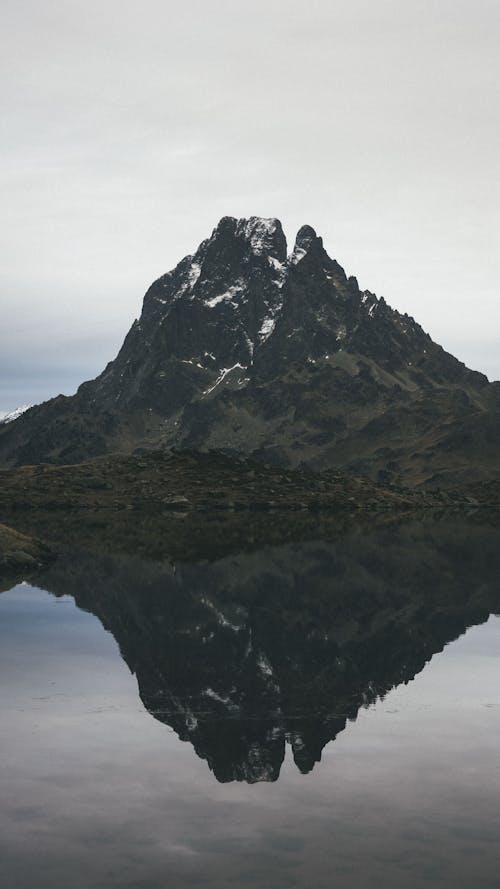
[0,449,485,516]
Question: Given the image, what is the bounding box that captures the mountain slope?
[1,216,498,486]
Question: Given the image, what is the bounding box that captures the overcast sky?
[2,0,499,410]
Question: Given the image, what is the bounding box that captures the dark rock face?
[1,215,498,485]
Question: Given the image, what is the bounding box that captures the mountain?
[1,216,499,486]
[23,516,500,782]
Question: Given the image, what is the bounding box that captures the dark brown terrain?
[0,448,488,520]
[0,522,53,585]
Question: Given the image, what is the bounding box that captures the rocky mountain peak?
[0,214,496,486]
[289,224,335,281]
[291,224,319,261]
[236,216,287,261]
[206,215,287,264]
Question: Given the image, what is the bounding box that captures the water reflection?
[23,514,500,784]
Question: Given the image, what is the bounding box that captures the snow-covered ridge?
[0,404,33,424]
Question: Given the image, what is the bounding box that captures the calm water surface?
[1,516,500,888]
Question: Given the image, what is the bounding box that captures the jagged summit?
[233,216,287,260]
[0,215,498,485]
[291,224,320,263]
[199,215,287,263]
[182,215,325,276]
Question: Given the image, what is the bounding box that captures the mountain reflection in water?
[25,513,500,784]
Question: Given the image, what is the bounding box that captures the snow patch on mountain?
[200,596,245,630]
[258,296,283,343]
[268,255,287,285]
[0,404,33,424]
[204,281,244,309]
[203,364,246,396]
[259,316,276,342]
[290,245,307,265]
[187,260,201,285]
[257,653,274,677]
[243,332,255,362]
[202,688,240,711]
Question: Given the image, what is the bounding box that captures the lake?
[1,513,499,888]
